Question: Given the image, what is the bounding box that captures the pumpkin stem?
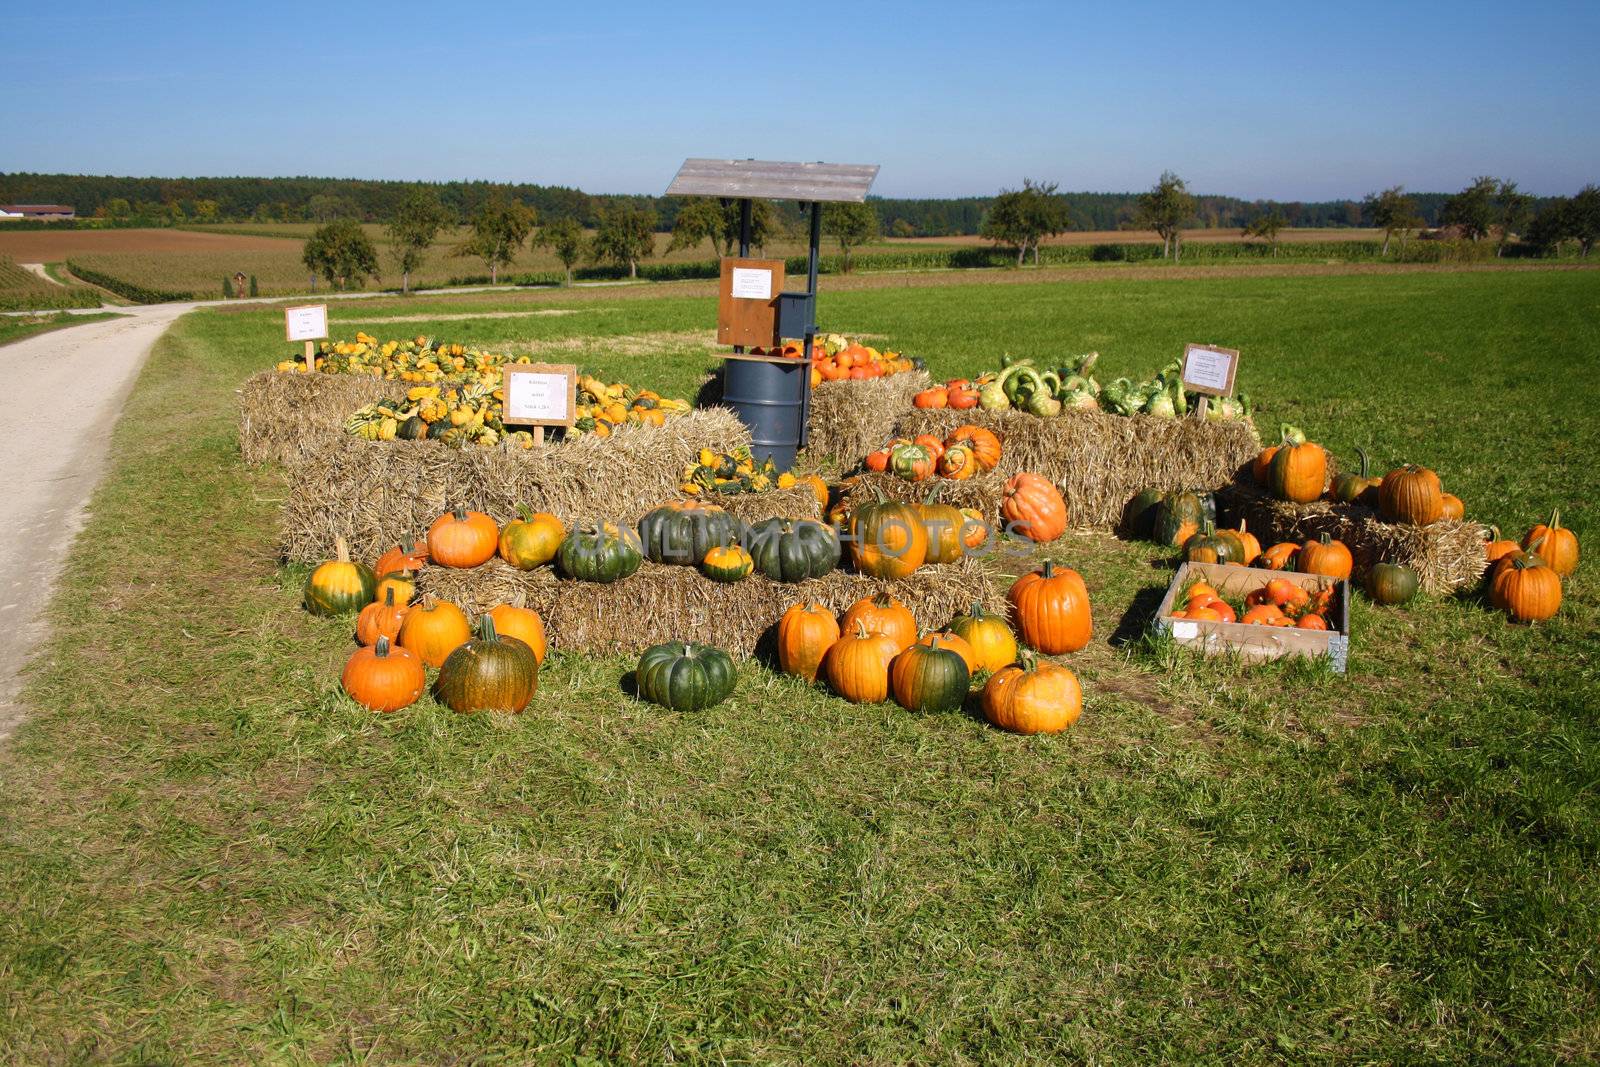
[1355,446,1369,478]
[1549,507,1562,532]
[518,503,534,523]
[453,508,467,521]
[1041,560,1055,580]
[334,535,350,563]
[383,586,395,606]
[374,636,391,657]
[968,600,985,619]
[1319,532,1332,545]
[1486,525,1501,542]
[478,614,499,642]
[852,619,871,639]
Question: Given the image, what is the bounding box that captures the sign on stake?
[284,303,329,372]
[1181,343,1240,419]
[501,362,578,446]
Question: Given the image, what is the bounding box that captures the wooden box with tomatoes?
[1151,561,1351,673]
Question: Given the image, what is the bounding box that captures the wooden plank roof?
[666,159,879,203]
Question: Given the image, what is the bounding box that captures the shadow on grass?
[1110,585,1169,649]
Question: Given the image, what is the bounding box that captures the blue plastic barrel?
[721,357,806,471]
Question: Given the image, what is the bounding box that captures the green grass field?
[1,270,1596,1062]
[0,310,120,347]
[0,255,103,311]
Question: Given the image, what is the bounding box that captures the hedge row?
[65,260,197,303]
[0,287,103,311]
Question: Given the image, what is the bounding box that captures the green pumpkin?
[557,522,643,583]
[1152,492,1205,548]
[303,537,376,616]
[1182,520,1237,565]
[638,501,740,565]
[1122,488,1166,540]
[635,641,737,710]
[888,442,934,481]
[889,640,970,713]
[425,419,453,440]
[433,616,539,713]
[743,518,840,582]
[1366,562,1419,605]
[700,545,754,583]
[1331,446,1380,506]
[397,415,428,440]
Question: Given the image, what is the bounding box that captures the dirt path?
[19,262,58,285]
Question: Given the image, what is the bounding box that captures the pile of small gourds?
[801,334,924,384]
[770,557,1093,734]
[277,333,517,386]
[678,447,826,502]
[572,374,691,438]
[864,425,1002,483]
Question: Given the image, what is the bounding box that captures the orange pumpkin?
[777,602,840,683]
[355,586,408,647]
[1219,520,1261,566]
[397,596,472,668]
[1297,533,1353,580]
[1439,493,1465,521]
[946,602,1018,673]
[913,387,949,409]
[913,434,946,461]
[1490,552,1562,622]
[373,571,415,607]
[841,593,917,652]
[428,509,500,568]
[1484,525,1520,564]
[487,603,547,666]
[981,657,1083,735]
[1001,473,1067,543]
[937,443,980,480]
[1008,560,1092,654]
[1378,465,1443,526]
[1522,508,1579,576]
[1259,542,1300,571]
[1252,445,1280,486]
[341,636,426,713]
[946,425,1002,471]
[374,541,428,578]
[823,622,901,704]
[1267,439,1328,504]
[498,508,565,570]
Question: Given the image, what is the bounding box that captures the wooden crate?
[1150,561,1351,672]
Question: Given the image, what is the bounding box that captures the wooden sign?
[284,303,329,371]
[1180,343,1239,397]
[717,257,785,347]
[284,304,328,342]
[502,363,577,431]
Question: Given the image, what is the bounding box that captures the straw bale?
[279,408,751,564]
[895,408,1261,529]
[417,554,1002,658]
[1219,481,1489,594]
[715,486,824,523]
[803,371,932,470]
[239,371,408,467]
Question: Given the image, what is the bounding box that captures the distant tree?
[1524,199,1570,256]
[458,194,536,284]
[890,218,917,238]
[708,199,777,256]
[222,276,232,299]
[1242,211,1287,256]
[102,197,132,221]
[386,188,452,293]
[249,274,258,297]
[1440,176,1498,241]
[1137,171,1195,261]
[535,216,586,285]
[1362,186,1420,255]
[309,193,359,223]
[825,201,880,272]
[1494,180,1533,257]
[162,201,186,224]
[981,179,1068,266]
[302,218,378,291]
[192,199,219,223]
[1571,184,1600,257]
[666,199,725,257]
[590,203,657,278]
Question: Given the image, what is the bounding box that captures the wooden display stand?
[717,258,785,348]
[1151,561,1350,672]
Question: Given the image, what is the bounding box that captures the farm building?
[0,204,75,220]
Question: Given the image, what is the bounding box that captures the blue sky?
[3,0,1596,199]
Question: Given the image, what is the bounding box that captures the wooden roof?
[666,159,879,203]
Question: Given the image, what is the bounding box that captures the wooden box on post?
[717,257,785,348]
[1151,561,1350,672]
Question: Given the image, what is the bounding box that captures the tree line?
[973,173,1597,263]
[0,170,1547,238]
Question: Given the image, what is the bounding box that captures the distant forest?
[0,171,1487,234]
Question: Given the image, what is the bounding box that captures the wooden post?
[304,340,315,372]
[1196,395,1209,420]
[532,426,544,448]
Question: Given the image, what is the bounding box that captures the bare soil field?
[0,228,295,261]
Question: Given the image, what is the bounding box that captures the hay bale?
[1219,481,1488,594]
[804,372,931,470]
[417,555,1002,658]
[279,408,751,564]
[842,470,1008,528]
[239,371,409,467]
[715,486,824,523]
[895,408,1261,530]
